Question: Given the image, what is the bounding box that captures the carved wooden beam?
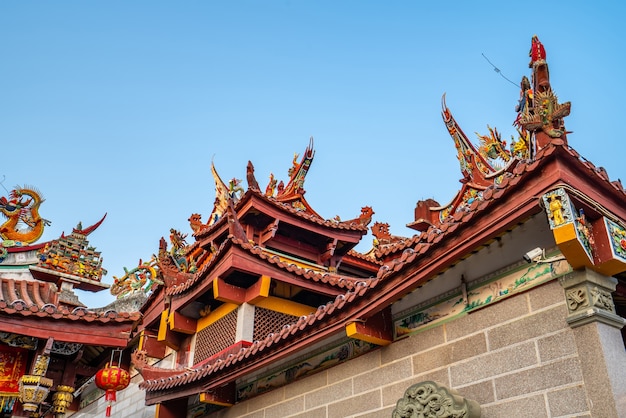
[345,308,393,346]
[259,219,280,245]
[138,329,167,359]
[157,311,183,350]
[213,276,247,304]
[199,382,236,407]
[320,239,338,264]
[168,311,197,334]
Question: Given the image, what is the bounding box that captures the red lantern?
[95,363,130,417]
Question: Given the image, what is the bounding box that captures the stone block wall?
[206,279,606,417]
[67,275,626,417]
[68,374,156,418]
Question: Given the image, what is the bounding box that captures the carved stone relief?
[392,381,481,418]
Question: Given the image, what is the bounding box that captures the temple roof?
[164,235,376,297]
[194,187,371,242]
[0,187,142,350]
[0,277,140,323]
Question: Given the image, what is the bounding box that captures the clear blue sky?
[2,1,625,307]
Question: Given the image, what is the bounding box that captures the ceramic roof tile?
[346,249,384,265]
[0,278,140,323]
[166,236,372,297]
[194,190,370,241]
[372,235,416,258]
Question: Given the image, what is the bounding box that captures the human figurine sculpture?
[549,194,565,226]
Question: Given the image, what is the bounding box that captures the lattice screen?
[253,307,299,341]
[194,309,238,364]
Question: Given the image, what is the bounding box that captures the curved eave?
[0,278,140,345]
[0,310,139,346]
[5,242,48,253]
[194,189,369,243]
[166,236,373,306]
[29,265,110,292]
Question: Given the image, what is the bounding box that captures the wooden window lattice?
[194,309,237,365]
[253,307,299,341]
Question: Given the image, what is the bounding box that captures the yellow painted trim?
[212,276,221,299]
[157,311,169,342]
[199,392,233,407]
[138,330,146,350]
[553,223,577,245]
[259,275,271,297]
[252,296,314,317]
[196,303,239,332]
[345,322,392,346]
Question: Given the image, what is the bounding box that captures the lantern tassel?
[106,403,112,417]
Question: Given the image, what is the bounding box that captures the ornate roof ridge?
[164,238,232,296]
[248,188,372,232]
[138,279,377,392]
[373,139,595,263]
[372,138,626,279]
[191,188,370,243]
[374,234,423,258]
[563,143,626,196]
[5,242,48,253]
[345,249,384,265]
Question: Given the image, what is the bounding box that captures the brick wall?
[69,374,156,418]
[207,279,597,418]
[69,277,626,417]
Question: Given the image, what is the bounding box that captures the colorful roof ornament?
[419,95,508,230]
[273,137,322,217]
[441,94,495,188]
[30,215,109,291]
[476,125,512,170]
[110,257,161,299]
[277,137,315,198]
[156,233,194,289]
[66,213,107,237]
[207,159,241,228]
[371,221,407,248]
[517,35,571,145]
[409,35,570,233]
[0,185,50,244]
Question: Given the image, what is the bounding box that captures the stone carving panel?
[559,269,625,329]
[392,381,481,418]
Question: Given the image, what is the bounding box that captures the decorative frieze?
[392,381,481,418]
[395,256,571,338]
[235,339,374,402]
[603,218,626,266]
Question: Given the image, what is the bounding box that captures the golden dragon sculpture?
[0,186,49,244]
